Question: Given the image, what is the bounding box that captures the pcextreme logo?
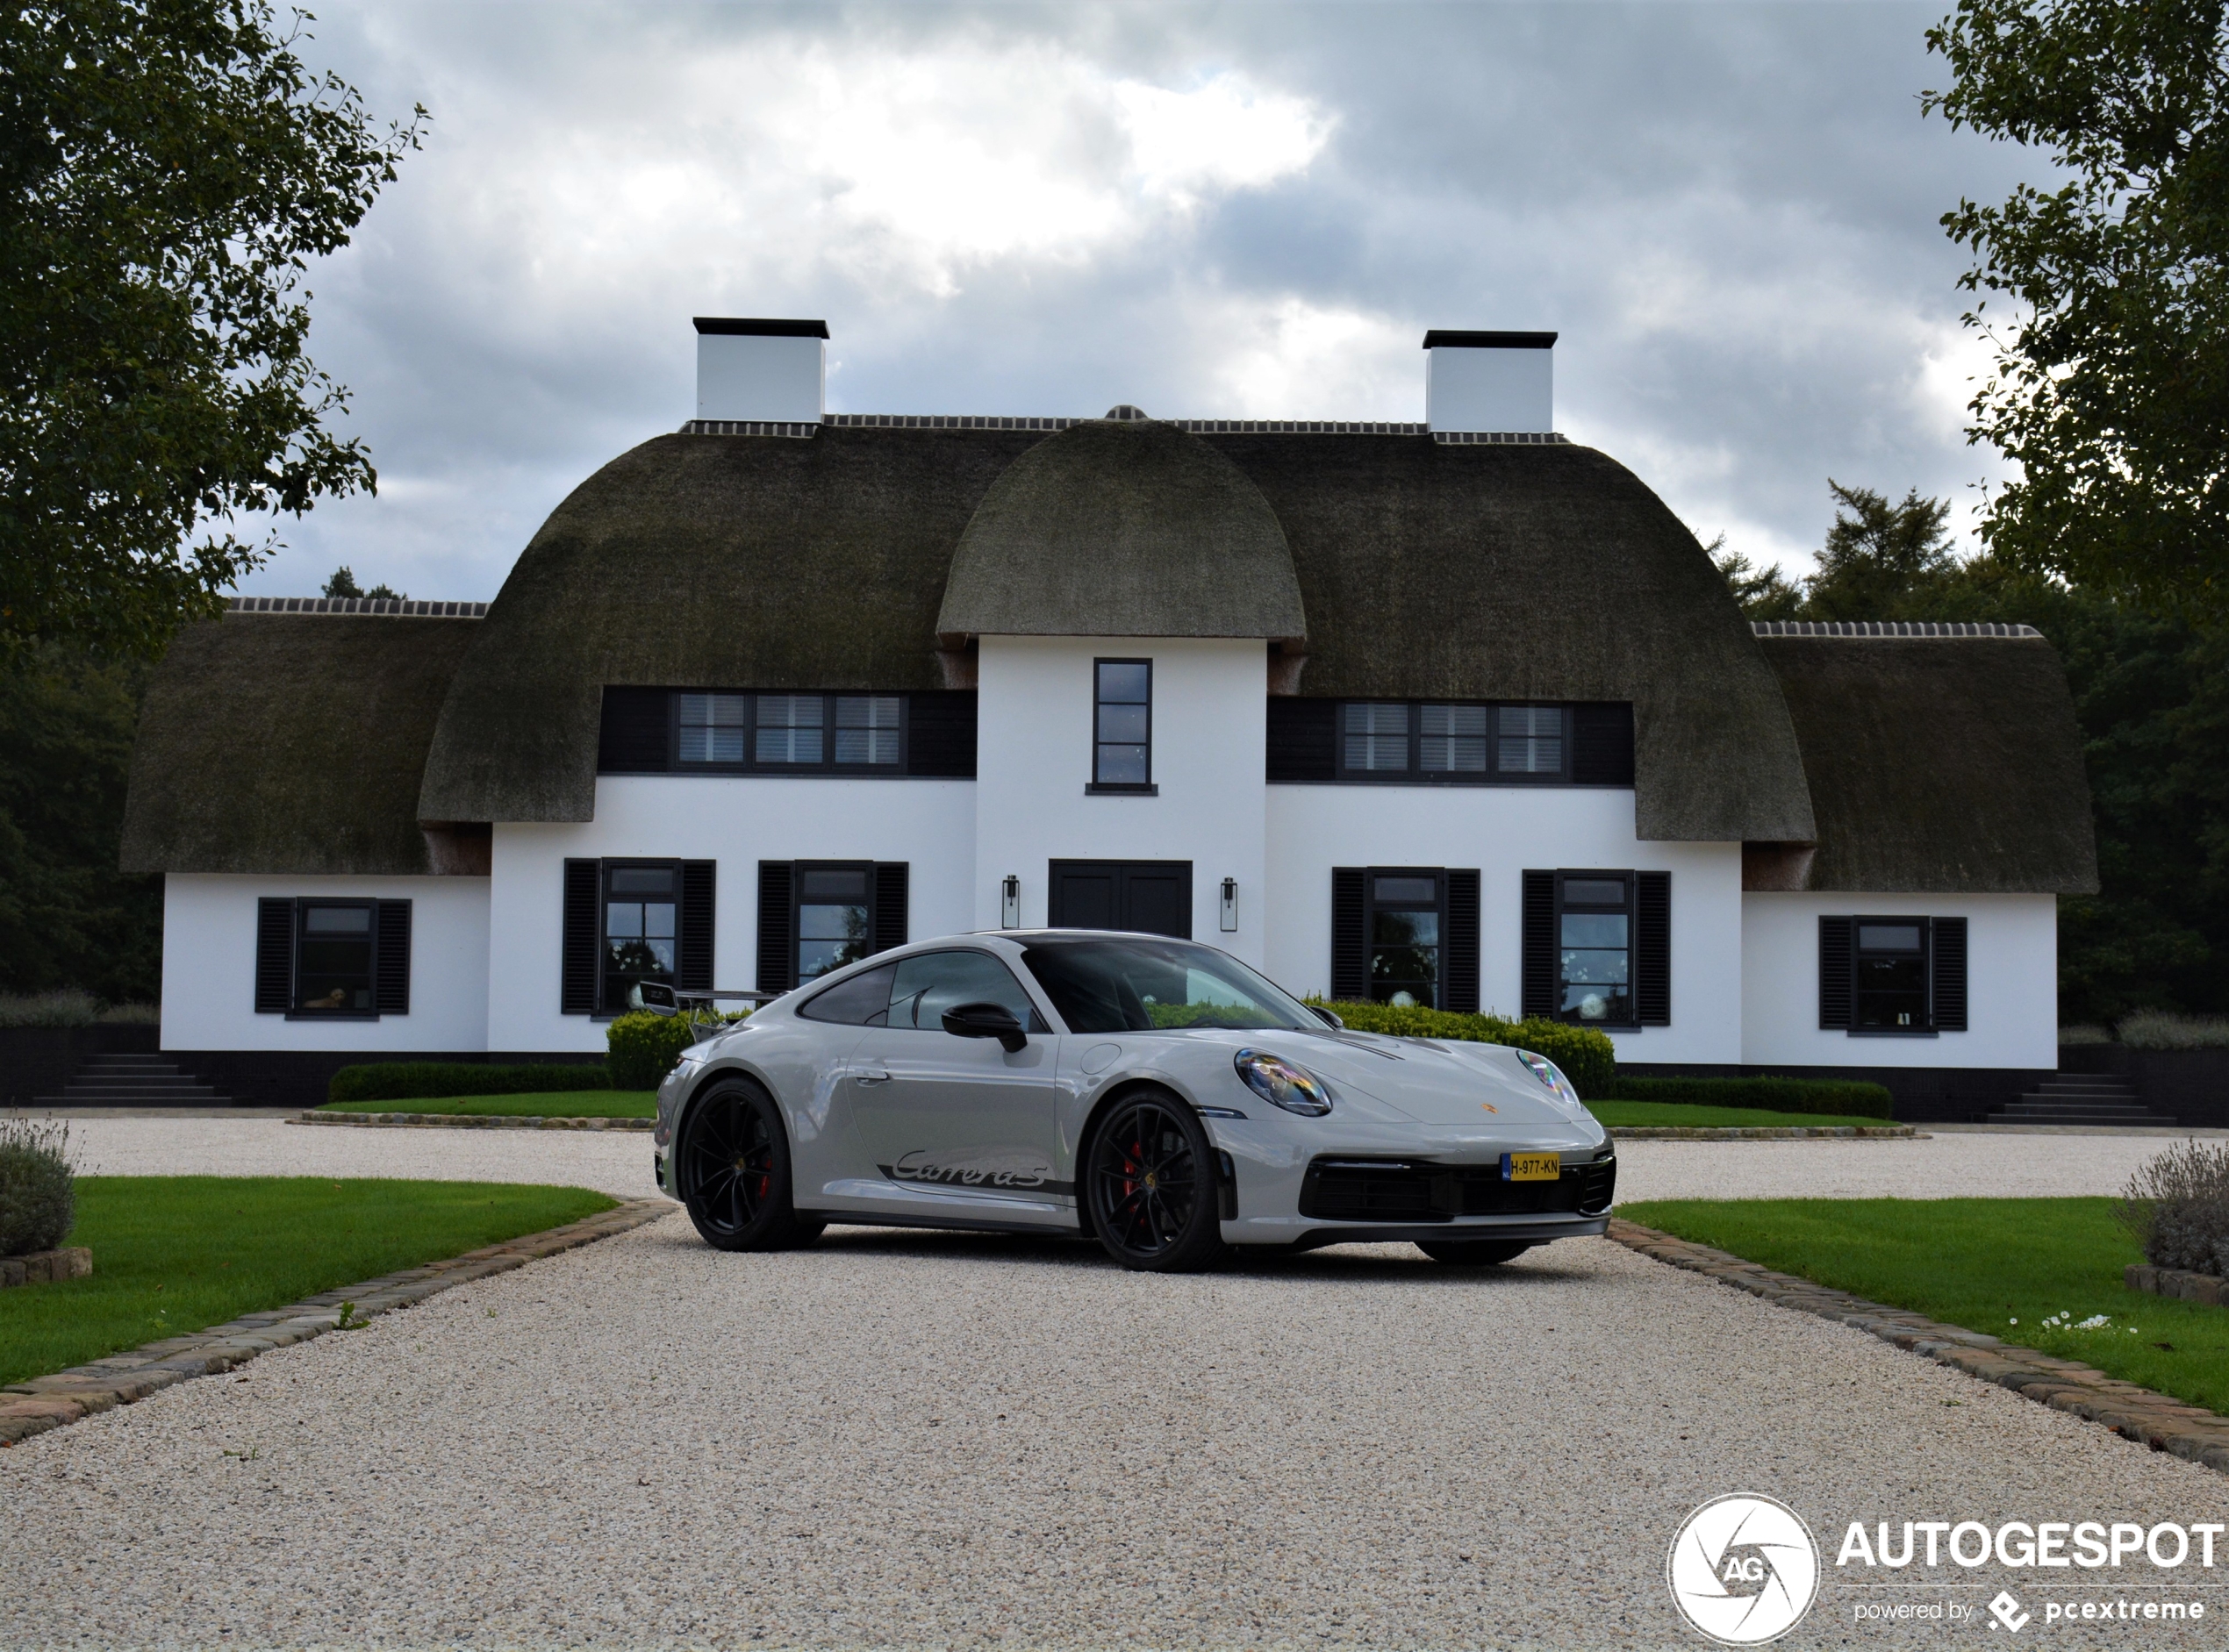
[1667,1494,1822,1645]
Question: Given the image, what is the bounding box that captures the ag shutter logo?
[1667,1494,1821,1645]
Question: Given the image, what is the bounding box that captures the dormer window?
[677,693,748,762]
[1091,660,1154,791]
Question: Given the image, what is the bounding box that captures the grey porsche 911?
[650,930,1615,1272]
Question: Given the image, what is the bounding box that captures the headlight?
[1234,1049,1332,1116]
[1514,1049,1576,1103]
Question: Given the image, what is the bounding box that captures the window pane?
[678,692,749,726]
[1561,878,1626,907]
[1373,876,1437,904]
[799,869,868,900]
[1857,924,1924,953]
[1343,702,1409,772]
[1561,912,1628,948]
[1097,704,1149,744]
[610,868,673,895]
[297,902,375,1012]
[1370,943,1437,1007]
[798,895,871,979]
[303,906,369,933]
[1373,910,1439,946]
[1498,704,1564,774]
[1562,981,1631,1022]
[757,726,824,763]
[799,962,899,1025]
[755,695,824,763]
[1097,662,1150,704]
[888,949,1039,1030]
[1096,744,1148,785]
[606,902,644,939]
[645,902,675,940]
[1419,704,1488,772]
[1857,954,1928,1029]
[1560,948,1630,984]
[834,696,901,765]
[678,726,746,763]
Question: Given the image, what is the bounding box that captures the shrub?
[1309,1000,1616,1099]
[2118,1010,2229,1050]
[0,1119,75,1256]
[327,1062,610,1104]
[2058,1024,2113,1047]
[2118,1139,2229,1275]
[0,990,98,1027]
[1609,1075,1896,1119]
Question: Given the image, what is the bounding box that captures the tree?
[1924,0,2229,614]
[322,565,403,601]
[0,1,424,658]
[1706,536,1805,619]
[1802,482,1961,620]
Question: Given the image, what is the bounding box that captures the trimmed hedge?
[327,1062,611,1105]
[605,1008,749,1090]
[1609,1075,1896,1119]
[1309,1000,1616,1099]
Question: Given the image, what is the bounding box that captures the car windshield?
[1020,935,1316,1033]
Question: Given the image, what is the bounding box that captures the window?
[603,864,677,1012]
[796,866,872,983]
[886,950,1044,1031]
[835,696,902,765]
[1093,660,1152,790]
[1330,868,1481,1012]
[1818,915,1967,1034]
[1521,869,1670,1027]
[1021,934,1315,1033]
[677,693,749,763]
[254,898,411,1018]
[1314,701,1616,784]
[297,902,376,1013]
[756,695,825,764]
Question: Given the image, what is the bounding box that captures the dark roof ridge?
[682,414,1569,441]
[228,597,486,618]
[1752,620,2041,640]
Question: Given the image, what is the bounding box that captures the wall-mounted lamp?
[1220,877,1238,933]
[1001,874,1021,929]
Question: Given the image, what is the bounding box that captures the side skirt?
[800,1209,1090,1240]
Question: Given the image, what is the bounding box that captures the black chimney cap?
[693,318,830,339]
[1421,330,1557,350]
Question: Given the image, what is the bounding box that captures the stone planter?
[2126,1262,2229,1304]
[0,1247,92,1289]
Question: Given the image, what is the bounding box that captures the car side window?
[886,951,1047,1032]
[797,962,899,1025]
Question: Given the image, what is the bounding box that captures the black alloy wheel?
[1416,1239,1534,1266]
[677,1078,821,1252]
[1086,1092,1229,1273]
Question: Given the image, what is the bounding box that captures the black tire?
[1416,1239,1534,1266]
[1084,1091,1229,1273]
[677,1078,818,1252]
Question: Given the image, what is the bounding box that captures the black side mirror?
[1309,1004,1345,1029]
[942,1001,1028,1053]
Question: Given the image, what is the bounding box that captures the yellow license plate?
[1503,1151,1561,1183]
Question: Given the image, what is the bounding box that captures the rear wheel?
[1416,1239,1533,1266]
[1085,1093,1229,1273]
[677,1078,819,1252]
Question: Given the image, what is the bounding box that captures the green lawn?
[319,1091,657,1119]
[1,1176,615,1386]
[1622,1198,2229,1414]
[1588,1101,1898,1130]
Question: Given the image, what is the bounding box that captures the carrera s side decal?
[879,1148,1075,1198]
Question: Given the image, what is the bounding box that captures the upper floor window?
[677,693,749,763]
[1322,702,1594,783]
[1093,660,1153,790]
[1497,706,1564,776]
[601,688,976,780]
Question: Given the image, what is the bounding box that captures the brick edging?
[2128,1262,2229,1305]
[291,1111,654,1133]
[0,1247,91,1289]
[1607,1218,2229,1474]
[0,1197,676,1446]
[1609,1125,1919,1141]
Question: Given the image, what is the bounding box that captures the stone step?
[47,1083,227,1100]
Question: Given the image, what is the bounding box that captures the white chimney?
[693,317,828,424]
[1424,330,1555,433]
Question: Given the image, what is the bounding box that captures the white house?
[118,320,2098,1117]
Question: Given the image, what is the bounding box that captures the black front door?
[1047,861,1193,938]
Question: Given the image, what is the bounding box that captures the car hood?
[1180,1026,1597,1134]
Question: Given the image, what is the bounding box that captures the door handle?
[854,1069,892,1085]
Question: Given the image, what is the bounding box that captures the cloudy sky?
[245,0,2039,602]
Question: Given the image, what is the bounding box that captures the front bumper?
[1281,1213,1611,1252]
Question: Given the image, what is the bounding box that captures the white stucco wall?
[1741,891,2059,1070]
[161,874,490,1051]
[485,775,978,1053]
[1264,785,1745,1064]
[972,636,1269,964]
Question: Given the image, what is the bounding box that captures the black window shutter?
[561,859,600,1014]
[1521,872,1557,1019]
[375,900,412,1015]
[906,691,978,776]
[1330,868,1367,1000]
[1266,699,1337,783]
[1635,871,1671,1026]
[1818,917,1854,1029]
[757,862,795,994]
[1444,869,1481,1013]
[1932,916,1968,1032]
[1572,704,1636,785]
[597,688,673,773]
[873,862,909,954]
[677,861,716,990]
[254,898,294,1013]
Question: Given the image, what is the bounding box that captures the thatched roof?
[121,611,480,876]
[936,418,1305,645]
[1201,434,1817,843]
[419,426,1045,823]
[1758,630,2098,893]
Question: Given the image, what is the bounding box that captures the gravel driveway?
[6,1120,2226,1649]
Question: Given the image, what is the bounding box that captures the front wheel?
[1085,1092,1229,1273]
[1416,1239,1533,1266]
[677,1078,819,1252]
